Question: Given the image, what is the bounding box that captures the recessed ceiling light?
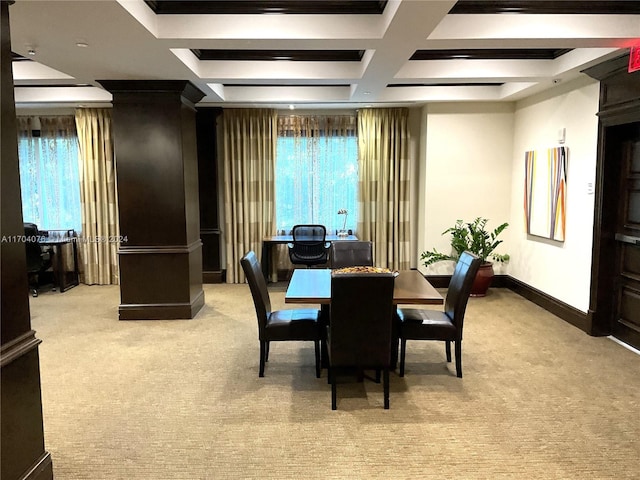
[27,48,36,56]
[363,91,371,95]
[76,42,89,48]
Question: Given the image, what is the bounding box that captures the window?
[275,115,358,234]
[17,116,82,233]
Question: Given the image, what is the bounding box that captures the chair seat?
[265,309,321,341]
[398,308,457,340]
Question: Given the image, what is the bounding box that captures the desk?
[41,232,79,292]
[261,234,358,282]
[285,269,443,367]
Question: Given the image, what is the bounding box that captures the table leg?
[391,308,400,370]
[320,304,330,369]
[261,241,270,282]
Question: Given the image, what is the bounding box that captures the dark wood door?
[612,123,640,349]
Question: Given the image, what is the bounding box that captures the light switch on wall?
[558,127,566,144]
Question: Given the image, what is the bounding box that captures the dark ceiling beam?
[194,50,364,62]
[449,1,640,15]
[145,1,387,15]
[410,49,572,61]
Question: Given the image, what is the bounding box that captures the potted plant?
[420,217,509,296]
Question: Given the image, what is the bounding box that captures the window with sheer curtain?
[275,115,358,234]
[17,116,82,233]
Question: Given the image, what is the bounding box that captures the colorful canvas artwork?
[524,147,567,241]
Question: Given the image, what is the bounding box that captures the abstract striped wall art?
[524,146,567,241]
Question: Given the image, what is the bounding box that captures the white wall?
[417,102,515,275]
[509,77,600,312]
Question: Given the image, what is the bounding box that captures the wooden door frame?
[584,54,640,336]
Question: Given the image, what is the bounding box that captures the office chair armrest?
[287,243,294,249]
[324,242,331,249]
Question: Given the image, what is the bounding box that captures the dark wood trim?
[203,271,224,283]
[98,80,205,106]
[194,49,364,62]
[145,1,388,15]
[21,453,54,480]
[504,277,591,333]
[0,330,42,367]
[450,1,640,15]
[425,274,592,334]
[119,290,205,320]
[411,49,571,61]
[118,240,203,255]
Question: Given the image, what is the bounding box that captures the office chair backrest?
[292,224,326,242]
[240,251,272,334]
[329,272,395,367]
[444,251,482,331]
[289,224,329,266]
[24,222,45,273]
[331,241,373,269]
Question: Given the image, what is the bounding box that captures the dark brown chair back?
[240,251,272,334]
[330,241,373,269]
[329,272,395,367]
[444,251,482,331]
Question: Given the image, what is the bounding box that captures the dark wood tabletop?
[285,269,443,305]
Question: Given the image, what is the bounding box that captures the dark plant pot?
[470,262,494,297]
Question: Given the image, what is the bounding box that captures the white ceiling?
[9,0,640,109]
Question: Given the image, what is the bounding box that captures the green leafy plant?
[421,217,510,266]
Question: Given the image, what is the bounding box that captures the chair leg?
[375,368,381,383]
[314,340,321,378]
[455,340,462,378]
[399,338,407,377]
[259,341,266,377]
[265,341,270,362]
[330,367,337,410]
[383,368,390,409]
[445,340,452,362]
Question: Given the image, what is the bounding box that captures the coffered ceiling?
[9,0,640,109]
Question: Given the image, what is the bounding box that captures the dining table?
[285,268,444,368]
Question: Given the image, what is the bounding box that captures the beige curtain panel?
[222,109,278,283]
[357,108,410,271]
[74,108,120,285]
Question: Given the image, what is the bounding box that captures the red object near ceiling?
[629,45,640,73]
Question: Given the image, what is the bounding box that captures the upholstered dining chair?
[330,241,373,269]
[328,271,395,410]
[397,251,482,378]
[240,251,322,378]
[288,224,330,268]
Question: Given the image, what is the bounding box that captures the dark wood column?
[1,1,53,479]
[196,107,223,283]
[99,80,206,320]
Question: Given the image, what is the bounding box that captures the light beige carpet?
[29,283,639,480]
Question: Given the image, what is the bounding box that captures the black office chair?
[24,222,53,297]
[397,251,482,378]
[241,251,322,378]
[287,224,330,268]
[328,271,395,410]
[330,241,373,269]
